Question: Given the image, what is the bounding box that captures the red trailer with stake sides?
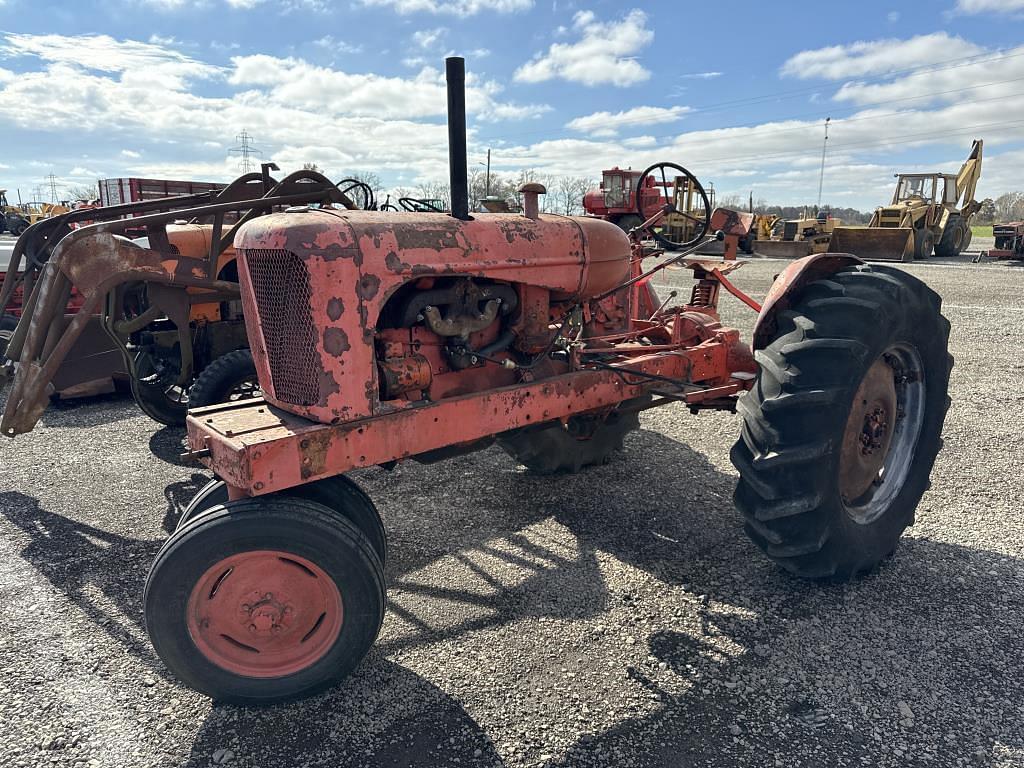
[2,58,953,705]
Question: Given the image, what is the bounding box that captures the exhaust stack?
[446,56,470,220]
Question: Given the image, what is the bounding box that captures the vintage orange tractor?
[2,59,952,704]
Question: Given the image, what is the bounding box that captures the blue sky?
[1,0,1024,209]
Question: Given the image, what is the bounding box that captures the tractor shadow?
[184,659,504,767]
[0,491,169,675]
[148,424,190,467]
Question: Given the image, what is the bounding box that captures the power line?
[481,47,1024,146]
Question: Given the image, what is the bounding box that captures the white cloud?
[678,71,721,79]
[780,33,984,80]
[566,105,689,137]
[514,9,653,87]
[120,149,142,159]
[228,55,547,121]
[955,0,1024,12]
[887,10,900,21]
[0,32,220,90]
[312,35,364,54]
[412,27,447,49]
[359,0,531,14]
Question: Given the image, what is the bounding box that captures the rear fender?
[752,253,862,351]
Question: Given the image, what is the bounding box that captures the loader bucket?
[827,227,913,262]
[754,240,813,259]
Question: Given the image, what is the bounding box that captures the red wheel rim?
[186,550,343,678]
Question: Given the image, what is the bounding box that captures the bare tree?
[302,162,323,173]
[992,192,1024,223]
[415,180,451,209]
[66,183,98,202]
[348,171,383,198]
[552,176,594,216]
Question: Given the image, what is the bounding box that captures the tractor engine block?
[236,208,631,425]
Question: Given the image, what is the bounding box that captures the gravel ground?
[1,251,1023,768]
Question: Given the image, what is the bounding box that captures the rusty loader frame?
[0,169,361,434]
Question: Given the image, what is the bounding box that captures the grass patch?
[971,225,992,237]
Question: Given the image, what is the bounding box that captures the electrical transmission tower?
[46,174,61,203]
[229,130,262,173]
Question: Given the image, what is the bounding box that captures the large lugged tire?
[188,349,259,409]
[145,496,386,704]
[731,264,952,579]
[934,215,966,258]
[498,400,644,474]
[176,475,388,565]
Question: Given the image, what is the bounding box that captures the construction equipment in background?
[0,190,31,235]
[583,167,663,233]
[755,210,841,258]
[661,176,718,249]
[583,166,721,252]
[975,222,1024,261]
[829,139,983,262]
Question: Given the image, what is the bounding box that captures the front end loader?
[0,171,375,430]
[3,58,953,707]
[829,139,982,261]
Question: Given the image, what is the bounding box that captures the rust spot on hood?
[357,274,381,300]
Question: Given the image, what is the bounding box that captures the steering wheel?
[380,195,400,212]
[399,197,445,213]
[336,179,375,210]
[634,162,711,249]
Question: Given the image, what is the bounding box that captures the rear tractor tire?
[188,349,259,410]
[731,264,952,579]
[934,215,966,258]
[145,495,386,704]
[498,399,645,474]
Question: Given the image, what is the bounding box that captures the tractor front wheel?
[498,399,645,474]
[177,475,387,565]
[731,264,951,578]
[145,495,385,704]
[913,227,935,260]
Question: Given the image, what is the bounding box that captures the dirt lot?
[1,253,1022,768]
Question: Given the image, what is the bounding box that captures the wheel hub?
[186,550,343,677]
[840,356,898,503]
[838,344,926,526]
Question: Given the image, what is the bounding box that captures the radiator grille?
[243,249,321,407]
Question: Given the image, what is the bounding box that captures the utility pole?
[230,130,262,174]
[485,148,491,197]
[816,117,830,210]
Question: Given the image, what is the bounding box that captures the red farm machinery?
[1,58,952,704]
[975,222,1024,261]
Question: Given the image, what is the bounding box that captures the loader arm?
[0,171,359,437]
[956,139,983,218]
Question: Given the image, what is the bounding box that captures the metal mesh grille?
[243,249,321,407]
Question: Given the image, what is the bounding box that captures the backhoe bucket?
[827,227,913,262]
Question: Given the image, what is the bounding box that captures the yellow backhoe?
[829,139,983,261]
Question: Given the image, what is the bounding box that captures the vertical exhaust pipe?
[446,56,470,220]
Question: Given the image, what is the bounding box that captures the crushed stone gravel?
[0,254,1021,767]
